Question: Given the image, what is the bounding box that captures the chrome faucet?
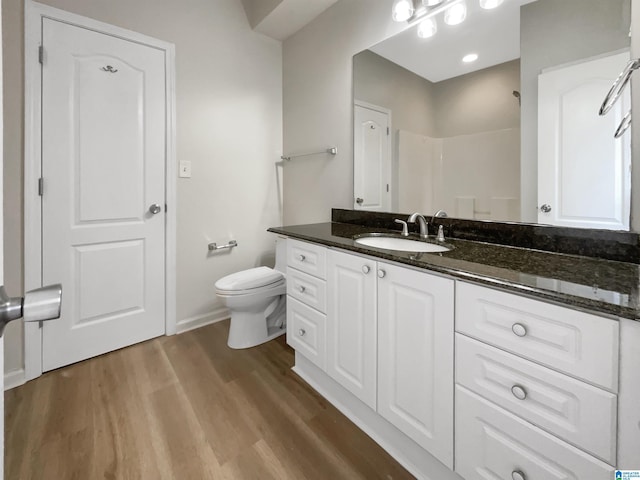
[394,219,409,236]
[407,212,429,239]
[432,209,448,224]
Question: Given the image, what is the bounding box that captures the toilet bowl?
[215,239,287,349]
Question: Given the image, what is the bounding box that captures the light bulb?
[462,53,478,63]
[392,0,415,22]
[479,0,504,9]
[417,17,438,38]
[422,0,444,6]
[444,1,467,25]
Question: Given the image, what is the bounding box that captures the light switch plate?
[179,160,192,178]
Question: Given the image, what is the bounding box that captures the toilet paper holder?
[208,240,238,252]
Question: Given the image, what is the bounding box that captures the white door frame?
[24,1,177,381]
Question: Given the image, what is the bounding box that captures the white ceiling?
[243,0,340,41]
[370,0,538,83]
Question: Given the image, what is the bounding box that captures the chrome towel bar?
[208,240,237,251]
[281,147,337,162]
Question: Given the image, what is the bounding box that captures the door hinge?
[38,178,44,196]
[38,45,44,65]
[387,127,390,135]
[165,204,168,212]
[386,184,389,192]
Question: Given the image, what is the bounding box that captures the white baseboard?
[4,368,26,391]
[293,353,462,480]
[176,307,229,334]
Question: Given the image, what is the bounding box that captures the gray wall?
[282,0,404,225]
[520,0,631,222]
[434,60,520,138]
[353,50,438,138]
[354,52,520,138]
[3,0,283,376]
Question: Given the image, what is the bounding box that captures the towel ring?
[599,58,639,116]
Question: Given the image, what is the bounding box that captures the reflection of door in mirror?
[353,101,391,211]
[538,50,631,230]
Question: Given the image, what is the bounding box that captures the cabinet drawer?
[287,267,326,313]
[455,282,619,391]
[287,239,327,279]
[286,297,326,370]
[456,334,617,464]
[455,386,614,480]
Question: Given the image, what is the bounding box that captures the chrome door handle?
[356,197,364,205]
[540,204,552,213]
[149,204,162,215]
[0,284,62,337]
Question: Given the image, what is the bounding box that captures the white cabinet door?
[456,334,617,464]
[287,297,326,370]
[456,386,614,480]
[377,263,454,469]
[326,250,377,409]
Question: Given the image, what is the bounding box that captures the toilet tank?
[274,236,287,273]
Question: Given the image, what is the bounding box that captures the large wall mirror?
[353,0,632,230]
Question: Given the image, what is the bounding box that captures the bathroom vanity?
[269,210,640,480]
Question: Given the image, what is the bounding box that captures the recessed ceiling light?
[462,53,479,63]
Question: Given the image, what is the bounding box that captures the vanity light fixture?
[393,0,504,40]
[479,0,504,9]
[462,53,478,63]
[392,0,415,22]
[444,1,467,25]
[417,17,438,38]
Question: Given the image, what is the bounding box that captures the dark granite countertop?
[268,222,640,321]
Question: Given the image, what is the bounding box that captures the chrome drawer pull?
[512,470,526,480]
[298,329,306,337]
[297,254,306,262]
[362,265,371,274]
[298,285,306,293]
[512,323,527,337]
[511,385,527,401]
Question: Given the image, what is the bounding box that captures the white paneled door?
[538,51,631,230]
[353,103,391,211]
[41,18,166,371]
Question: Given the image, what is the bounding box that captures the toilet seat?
[215,266,284,296]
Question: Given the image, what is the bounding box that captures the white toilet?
[215,238,287,349]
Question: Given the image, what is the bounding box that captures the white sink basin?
[354,236,451,253]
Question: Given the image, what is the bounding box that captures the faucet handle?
[394,219,409,236]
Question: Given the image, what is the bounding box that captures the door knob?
[0,284,62,337]
[149,203,162,215]
[356,197,364,205]
[540,204,552,213]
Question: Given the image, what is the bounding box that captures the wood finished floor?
[5,321,413,479]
